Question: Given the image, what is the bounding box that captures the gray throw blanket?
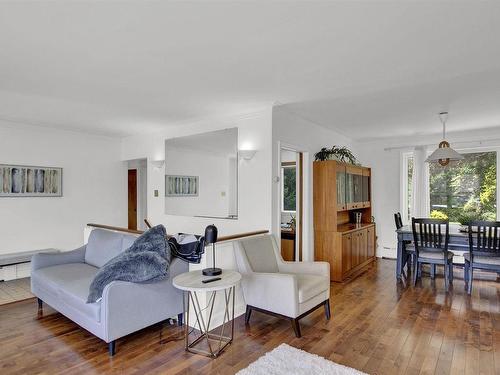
[87,225,171,303]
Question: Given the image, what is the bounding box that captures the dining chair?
[411,218,453,290]
[394,212,415,274]
[464,221,500,295]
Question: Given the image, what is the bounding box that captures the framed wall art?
[0,164,63,197]
[165,175,198,197]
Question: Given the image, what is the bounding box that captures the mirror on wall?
[164,128,238,219]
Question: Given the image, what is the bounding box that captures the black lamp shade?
[202,225,221,276]
[205,224,218,245]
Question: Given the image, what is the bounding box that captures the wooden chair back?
[394,212,403,230]
[411,218,449,257]
[468,221,500,260]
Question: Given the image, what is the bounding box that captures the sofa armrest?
[100,257,189,342]
[278,261,330,278]
[241,272,298,318]
[31,246,86,272]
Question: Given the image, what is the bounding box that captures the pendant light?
[425,111,463,166]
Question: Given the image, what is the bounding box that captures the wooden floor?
[1,259,500,375]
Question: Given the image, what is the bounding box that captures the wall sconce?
[239,149,257,160]
[151,160,165,169]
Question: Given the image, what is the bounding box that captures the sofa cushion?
[239,235,279,273]
[32,263,101,322]
[296,274,329,303]
[85,229,125,268]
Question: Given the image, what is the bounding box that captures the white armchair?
[234,234,330,337]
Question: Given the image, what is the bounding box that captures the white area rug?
[237,343,367,375]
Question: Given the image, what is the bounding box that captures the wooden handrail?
[86,223,145,235]
[218,230,269,242]
[86,223,269,242]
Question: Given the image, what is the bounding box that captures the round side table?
[173,270,241,358]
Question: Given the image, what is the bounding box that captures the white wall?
[164,148,231,218]
[357,141,401,258]
[0,121,127,255]
[272,107,357,261]
[121,109,273,237]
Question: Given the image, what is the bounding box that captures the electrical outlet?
[154,190,159,197]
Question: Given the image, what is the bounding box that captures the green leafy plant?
[314,146,359,164]
[456,211,483,226]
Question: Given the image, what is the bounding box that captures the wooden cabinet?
[336,226,374,280]
[313,160,376,282]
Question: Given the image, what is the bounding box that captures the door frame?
[276,141,310,262]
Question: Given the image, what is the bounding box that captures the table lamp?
[202,225,222,276]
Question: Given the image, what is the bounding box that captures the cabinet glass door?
[336,168,346,209]
[362,174,370,202]
[345,173,354,204]
[353,174,363,203]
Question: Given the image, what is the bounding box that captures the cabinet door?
[346,166,363,209]
[353,174,363,203]
[281,238,295,261]
[345,173,354,205]
[351,232,359,267]
[367,226,375,258]
[362,169,371,206]
[336,166,346,210]
[342,233,352,273]
[359,229,368,263]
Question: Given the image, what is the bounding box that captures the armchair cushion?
[297,274,329,303]
[239,236,279,273]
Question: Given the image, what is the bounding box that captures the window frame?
[401,146,500,223]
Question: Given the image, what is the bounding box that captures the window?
[282,165,296,212]
[402,150,497,223]
[429,151,497,223]
[401,153,414,223]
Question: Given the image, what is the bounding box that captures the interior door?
[128,169,137,230]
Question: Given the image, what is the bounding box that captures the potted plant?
[314,146,359,164]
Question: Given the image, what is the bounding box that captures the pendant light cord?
[439,111,448,140]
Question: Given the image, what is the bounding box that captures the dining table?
[396,224,469,280]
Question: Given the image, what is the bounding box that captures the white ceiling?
[1,1,500,140]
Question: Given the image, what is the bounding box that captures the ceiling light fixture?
[425,112,463,166]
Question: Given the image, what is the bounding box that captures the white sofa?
[234,234,330,337]
[31,228,188,355]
